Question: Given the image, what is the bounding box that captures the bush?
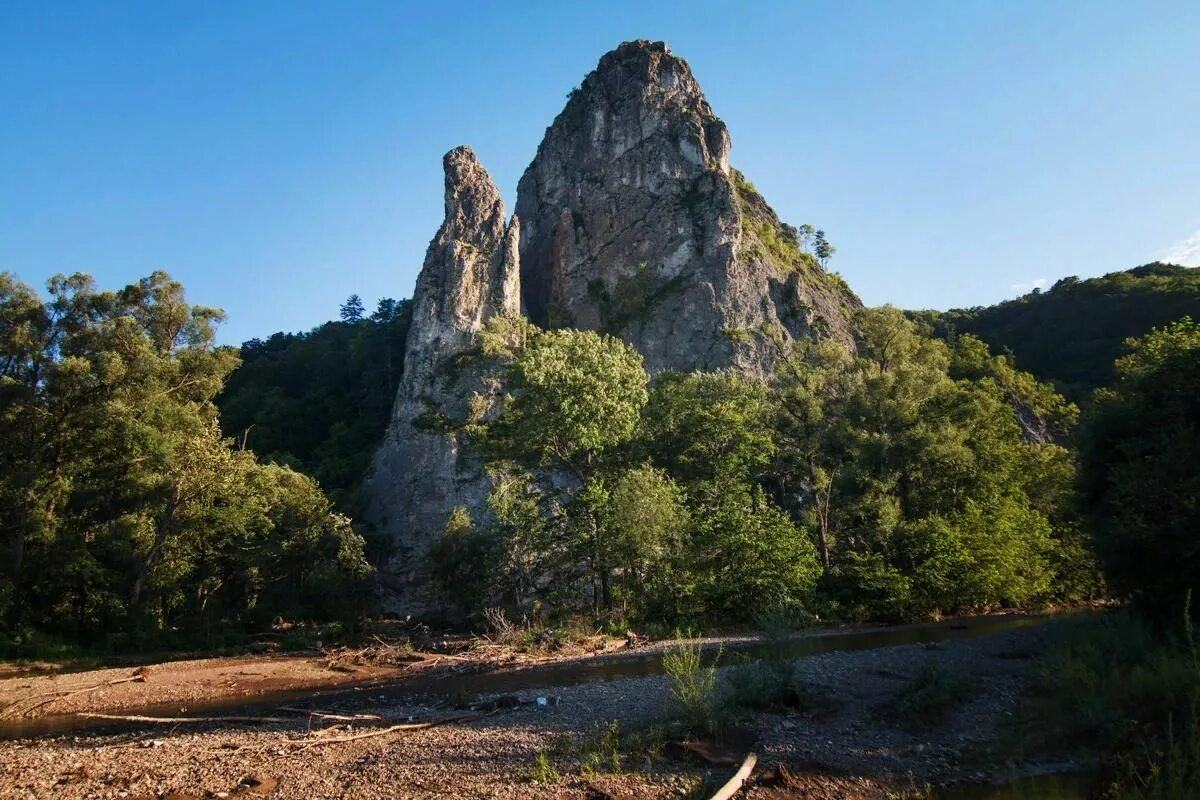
[663,634,720,735]
[719,660,832,716]
[1026,608,1200,798]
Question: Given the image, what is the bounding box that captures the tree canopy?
[217,296,411,511]
[432,308,1087,625]
[910,263,1200,402]
[0,272,371,654]
[1079,317,1200,622]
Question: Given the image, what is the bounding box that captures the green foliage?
[549,719,671,779]
[913,262,1200,402]
[528,751,560,784]
[1029,609,1200,798]
[948,333,1080,440]
[338,293,365,323]
[0,271,372,652]
[428,507,501,614]
[461,306,1075,625]
[218,296,411,510]
[1079,318,1200,622]
[719,659,833,717]
[474,328,655,612]
[492,326,648,464]
[663,635,720,736]
[774,307,1071,621]
[580,720,624,776]
[692,488,821,617]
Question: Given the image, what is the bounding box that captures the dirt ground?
[0,622,1073,799]
[0,654,408,724]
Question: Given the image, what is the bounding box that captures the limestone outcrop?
[515,40,859,376]
[368,42,862,612]
[364,146,518,611]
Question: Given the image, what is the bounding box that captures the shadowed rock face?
[364,146,518,612]
[367,42,862,612]
[515,40,859,377]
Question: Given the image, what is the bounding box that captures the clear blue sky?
[3,1,1198,344]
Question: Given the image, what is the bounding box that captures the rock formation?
[364,145,519,611]
[516,40,859,376]
[368,41,862,612]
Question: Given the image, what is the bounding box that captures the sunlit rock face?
[364,146,519,614]
[515,39,858,377]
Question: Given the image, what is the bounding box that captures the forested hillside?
[909,263,1200,401]
[217,296,411,512]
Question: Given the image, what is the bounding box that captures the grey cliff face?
[364,146,518,613]
[515,40,859,376]
[368,42,862,612]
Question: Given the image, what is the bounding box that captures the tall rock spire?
[368,43,862,614]
[365,146,519,612]
[516,40,858,376]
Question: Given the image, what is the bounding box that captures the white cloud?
[1011,277,1047,293]
[1158,229,1200,266]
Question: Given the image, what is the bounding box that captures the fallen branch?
[708,752,757,800]
[278,707,383,722]
[286,710,496,753]
[79,712,291,725]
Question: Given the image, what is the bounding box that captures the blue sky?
[2,1,1198,344]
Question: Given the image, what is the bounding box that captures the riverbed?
[0,615,1098,799]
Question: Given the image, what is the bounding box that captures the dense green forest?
[430,308,1097,625]
[0,272,373,654]
[217,295,411,512]
[3,266,1198,673]
[909,262,1200,402]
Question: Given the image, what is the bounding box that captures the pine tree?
[339,294,365,323]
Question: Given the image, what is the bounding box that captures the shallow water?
[0,612,1078,740]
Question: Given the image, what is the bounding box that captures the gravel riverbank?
[0,621,1068,799]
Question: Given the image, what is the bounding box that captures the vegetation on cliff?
[429,306,1096,625]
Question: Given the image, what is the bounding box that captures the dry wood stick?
[708,752,757,800]
[277,707,383,722]
[2,674,148,718]
[286,710,495,753]
[78,712,292,724]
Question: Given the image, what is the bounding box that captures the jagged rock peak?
[438,145,506,252]
[564,39,731,171]
[516,40,857,376]
[364,145,519,613]
[414,145,515,340]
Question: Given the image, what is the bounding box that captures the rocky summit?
[367,41,861,613]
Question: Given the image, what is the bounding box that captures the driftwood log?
[708,752,757,800]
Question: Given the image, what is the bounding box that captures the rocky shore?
[0,622,1068,799]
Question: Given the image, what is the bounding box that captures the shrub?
[663,634,720,735]
[528,752,559,784]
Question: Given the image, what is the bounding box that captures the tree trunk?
[131,488,180,608]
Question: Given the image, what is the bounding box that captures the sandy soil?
[0,654,409,722]
[0,623,1069,800]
